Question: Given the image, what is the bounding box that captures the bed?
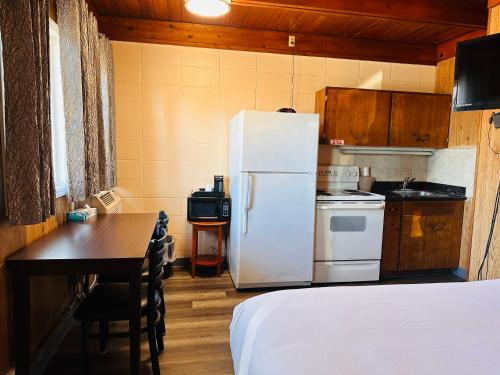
[230,280,500,375]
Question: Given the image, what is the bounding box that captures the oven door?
[314,201,385,261]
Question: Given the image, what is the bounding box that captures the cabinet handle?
[432,223,444,231]
[412,133,430,142]
[350,130,368,143]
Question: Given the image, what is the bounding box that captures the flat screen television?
[453,33,500,112]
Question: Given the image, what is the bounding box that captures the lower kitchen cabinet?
[399,201,464,271]
[380,202,402,273]
[381,200,464,274]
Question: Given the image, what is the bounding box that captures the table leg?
[191,226,198,278]
[128,264,142,375]
[217,226,223,277]
[12,268,31,375]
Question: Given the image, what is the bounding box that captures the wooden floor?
[43,267,463,374]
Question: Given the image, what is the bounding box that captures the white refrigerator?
[228,111,319,288]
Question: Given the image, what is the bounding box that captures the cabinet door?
[399,201,464,271]
[315,88,328,143]
[380,202,402,273]
[390,93,451,148]
[325,88,390,146]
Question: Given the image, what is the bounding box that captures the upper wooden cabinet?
[390,92,451,148]
[320,88,391,146]
[315,87,451,148]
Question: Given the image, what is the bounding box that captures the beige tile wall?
[427,148,477,197]
[112,41,436,258]
[317,147,429,182]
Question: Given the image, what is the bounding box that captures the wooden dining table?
[6,213,158,375]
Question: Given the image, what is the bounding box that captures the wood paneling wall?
[434,56,481,277]
[98,16,438,65]
[468,5,500,281]
[435,57,481,147]
[0,198,71,374]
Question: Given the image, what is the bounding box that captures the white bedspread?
[230,280,500,375]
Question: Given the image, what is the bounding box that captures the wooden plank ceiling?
[89,0,489,65]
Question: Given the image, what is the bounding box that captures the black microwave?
[187,197,231,222]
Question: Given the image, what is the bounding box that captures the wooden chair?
[74,227,167,375]
[96,211,169,341]
[97,211,169,283]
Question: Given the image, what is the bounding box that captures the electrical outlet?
[288,35,295,48]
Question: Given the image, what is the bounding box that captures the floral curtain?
[55,0,86,201]
[57,0,116,201]
[0,0,55,225]
[97,35,117,190]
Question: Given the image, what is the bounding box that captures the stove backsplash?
[317,146,427,181]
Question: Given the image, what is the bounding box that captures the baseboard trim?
[172,257,191,267]
[172,257,228,268]
[30,300,79,375]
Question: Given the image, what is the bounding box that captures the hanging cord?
[477,179,500,280]
[488,112,500,155]
[290,48,295,109]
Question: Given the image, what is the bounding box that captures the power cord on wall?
[488,112,500,155]
[477,179,500,280]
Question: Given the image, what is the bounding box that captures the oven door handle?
[317,203,385,210]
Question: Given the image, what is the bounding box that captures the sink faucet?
[400,177,416,190]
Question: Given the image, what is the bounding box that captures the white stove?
[313,166,385,283]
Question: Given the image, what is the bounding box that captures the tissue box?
[67,206,97,221]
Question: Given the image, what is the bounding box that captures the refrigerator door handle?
[247,173,254,210]
[242,173,249,234]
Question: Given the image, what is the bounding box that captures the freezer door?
[237,111,319,173]
[238,172,316,284]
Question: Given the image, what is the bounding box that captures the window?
[49,20,68,198]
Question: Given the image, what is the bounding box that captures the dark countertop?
[373,181,467,202]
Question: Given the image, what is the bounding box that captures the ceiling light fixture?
[185,0,231,17]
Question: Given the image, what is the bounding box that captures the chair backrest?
[152,211,169,239]
[159,210,169,224]
[147,227,167,316]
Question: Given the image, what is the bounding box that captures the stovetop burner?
[316,189,332,196]
[343,189,373,196]
[317,189,373,197]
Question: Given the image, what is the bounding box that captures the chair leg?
[155,323,164,353]
[147,322,161,375]
[99,320,108,353]
[159,290,166,336]
[81,320,89,374]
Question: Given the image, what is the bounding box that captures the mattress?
[230,280,500,375]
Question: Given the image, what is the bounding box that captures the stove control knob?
[352,171,358,177]
[333,171,338,177]
[345,172,351,177]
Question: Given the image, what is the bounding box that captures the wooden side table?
[190,221,228,277]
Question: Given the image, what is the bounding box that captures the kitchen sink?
[391,189,450,197]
